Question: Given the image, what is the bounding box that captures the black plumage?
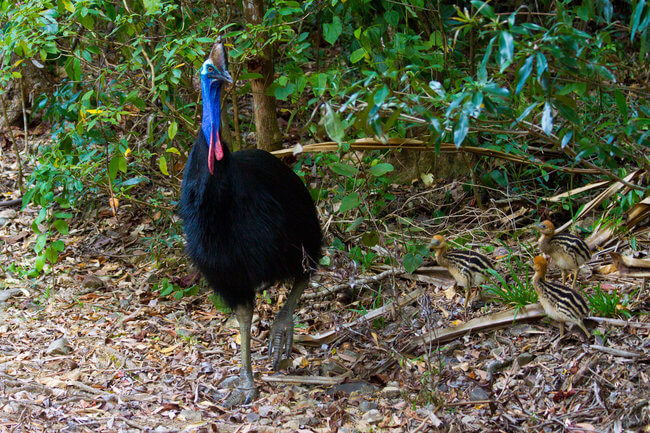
[178,41,322,407]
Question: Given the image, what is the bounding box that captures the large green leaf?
[323,103,345,144]
[498,31,514,72]
[323,16,342,45]
[340,192,360,212]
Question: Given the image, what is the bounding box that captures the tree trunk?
[241,0,282,151]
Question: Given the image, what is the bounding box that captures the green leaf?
[453,112,469,148]
[167,121,178,140]
[330,162,358,177]
[561,131,572,148]
[34,255,46,272]
[159,155,169,176]
[536,52,548,80]
[350,48,366,64]
[515,55,534,95]
[471,0,495,18]
[498,31,514,72]
[429,81,446,98]
[323,16,342,45]
[614,90,628,121]
[34,234,47,253]
[541,101,553,135]
[274,83,295,100]
[108,156,127,181]
[403,253,423,274]
[516,102,538,123]
[53,220,69,235]
[373,85,390,106]
[631,0,646,41]
[143,0,161,14]
[369,163,394,177]
[51,240,65,251]
[361,231,379,247]
[339,192,360,212]
[323,103,345,144]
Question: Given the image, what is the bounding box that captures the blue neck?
[201,76,222,145]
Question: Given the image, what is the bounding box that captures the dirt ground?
[0,141,649,433]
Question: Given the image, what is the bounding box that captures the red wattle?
[208,131,215,175]
[215,131,224,160]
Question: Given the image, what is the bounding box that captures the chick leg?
[561,270,568,285]
[463,287,472,310]
[222,302,257,408]
[269,274,309,369]
[571,269,579,289]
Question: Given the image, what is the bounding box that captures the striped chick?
[537,220,592,289]
[430,235,494,309]
[532,255,590,338]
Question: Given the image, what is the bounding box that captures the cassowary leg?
[269,275,308,370]
[222,302,257,408]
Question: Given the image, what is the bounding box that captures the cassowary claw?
[268,311,295,370]
[219,376,257,408]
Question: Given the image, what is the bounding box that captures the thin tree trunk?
[242,0,282,151]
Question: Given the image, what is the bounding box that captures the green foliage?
[2,0,648,281]
[587,284,632,319]
[155,277,198,300]
[483,256,538,309]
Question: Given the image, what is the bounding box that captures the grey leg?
[222,302,257,408]
[268,275,309,370]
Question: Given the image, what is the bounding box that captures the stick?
[260,374,349,386]
[589,345,641,358]
[587,317,650,329]
[406,304,546,352]
[304,268,401,300]
[294,289,422,345]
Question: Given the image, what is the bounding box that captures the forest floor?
[0,135,649,433]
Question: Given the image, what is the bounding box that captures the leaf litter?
[0,148,649,432]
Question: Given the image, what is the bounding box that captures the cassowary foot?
[222,386,257,408]
[218,376,258,408]
[268,312,294,370]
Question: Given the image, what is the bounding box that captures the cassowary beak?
[209,39,233,84]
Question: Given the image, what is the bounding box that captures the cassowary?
[178,40,322,407]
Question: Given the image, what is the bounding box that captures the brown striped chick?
[532,255,590,338]
[430,235,494,309]
[537,220,592,289]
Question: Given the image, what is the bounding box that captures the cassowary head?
[430,234,447,251]
[200,38,233,174]
[537,220,556,235]
[532,255,548,273]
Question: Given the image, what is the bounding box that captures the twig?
[260,373,350,386]
[0,198,22,208]
[588,344,641,358]
[588,317,650,329]
[304,268,402,300]
[446,399,496,406]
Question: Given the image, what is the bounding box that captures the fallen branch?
[406,304,546,352]
[261,373,350,386]
[589,345,641,358]
[271,138,598,175]
[0,198,22,208]
[295,289,422,345]
[304,268,401,300]
[587,317,650,329]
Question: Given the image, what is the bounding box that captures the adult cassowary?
[178,40,322,407]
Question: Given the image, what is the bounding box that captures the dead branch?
[304,268,402,300]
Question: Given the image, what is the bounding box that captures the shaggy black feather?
[178,131,322,309]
